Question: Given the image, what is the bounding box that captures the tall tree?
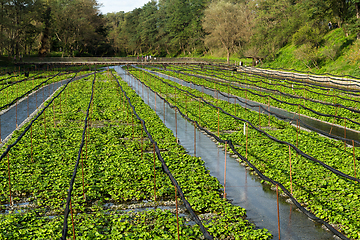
[203,0,252,63]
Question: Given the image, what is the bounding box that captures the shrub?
[292,23,323,47]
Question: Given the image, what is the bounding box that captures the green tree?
[203,0,251,64]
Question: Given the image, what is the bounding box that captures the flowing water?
[116,66,337,239]
[143,68,360,146]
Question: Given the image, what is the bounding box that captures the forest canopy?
[1,0,359,64]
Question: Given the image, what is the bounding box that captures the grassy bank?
[259,28,360,77]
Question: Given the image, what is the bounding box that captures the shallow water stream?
[116,66,337,239]
[144,68,360,146]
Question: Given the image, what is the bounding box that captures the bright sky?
[98,0,151,14]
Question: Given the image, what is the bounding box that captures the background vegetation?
[0,0,359,73]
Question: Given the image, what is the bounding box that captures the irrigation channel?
[0,71,94,145]
[115,66,337,240]
[140,67,360,146]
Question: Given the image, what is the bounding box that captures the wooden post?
[7,152,13,205]
[245,90,247,110]
[70,199,76,240]
[27,93,29,117]
[268,96,270,127]
[296,119,299,148]
[81,148,86,200]
[175,185,180,240]
[276,184,281,240]
[44,109,46,139]
[246,123,248,159]
[330,106,338,135]
[352,140,357,178]
[53,99,56,127]
[224,142,227,199]
[289,145,292,195]
[31,125,33,162]
[199,99,201,124]
[60,92,62,114]
[153,143,157,201]
[344,118,347,151]
[258,105,261,128]
[175,109,178,141]
[132,114,134,140]
[234,98,237,116]
[194,122,196,157]
[141,127,143,159]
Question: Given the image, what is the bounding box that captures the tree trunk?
[38,7,52,56]
[356,2,360,39]
[227,49,230,65]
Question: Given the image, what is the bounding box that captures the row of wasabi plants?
[0,69,271,239]
[127,66,360,239]
[0,67,93,111]
[152,64,360,132]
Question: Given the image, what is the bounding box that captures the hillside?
[260,28,360,77]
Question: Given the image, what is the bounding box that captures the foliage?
[133,65,360,239]
[0,69,272,239]
[202,0,252,64]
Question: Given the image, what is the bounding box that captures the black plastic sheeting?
[202,64,360,93]
[146,67,360,146]
[0,71,64,111]
[60,72,96,240]
[0,70,81,180]
[157,67,360,128]
[212,63,360,87]
[111,71,214,240]
[154,67,360,146]
[126,69,350,240]
[136,69,360,183]
[172,65,360,107]
[0,70,81,160]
